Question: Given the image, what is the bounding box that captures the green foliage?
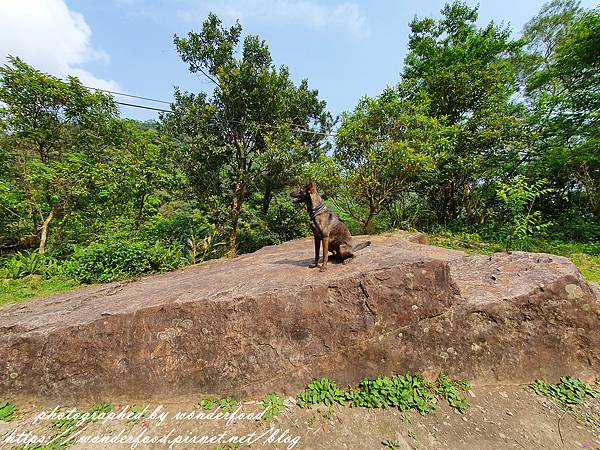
[530,376,599,408]
[0,56,118,255]
[345,373,437,415]
[495,177,553,251]
[1,251,64,279]
[381,439,401,449]
[296,372,472,416]
[297,378,346,408]
[88,402,113,417]
[127,404,147,423]
[435,372,470,413]
[163,13,332,256]
[66,240,185,283]
[217,397,238,413]
[0,401,16,421]
[402,1,526,224]
[523,4,600,224]
[335,88,447,232]
[198,398,217,412]
[235,192,310,254]
[260,393,283,421]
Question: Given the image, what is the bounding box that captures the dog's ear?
[307,180,316,192]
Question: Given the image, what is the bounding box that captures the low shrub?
[66,240,185,283]
[1,251,64,279]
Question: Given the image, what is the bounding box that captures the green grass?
[429,231,600,284]
[0,276,81,306]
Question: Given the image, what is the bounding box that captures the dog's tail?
[352,241,371,252]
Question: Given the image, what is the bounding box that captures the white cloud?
[0,0,120,90]
[177,0,370,38]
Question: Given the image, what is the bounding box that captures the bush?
[66,240,185,283]
[138,205,212,246]
[235,194,309,255]
[265,193,310,242]
[1,251,64,279]
[550,215,600,243]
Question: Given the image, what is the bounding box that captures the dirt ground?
[1,383,599,450]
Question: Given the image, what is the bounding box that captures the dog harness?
[309,203,326,220]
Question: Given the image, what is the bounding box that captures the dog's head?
[290,181,317,204]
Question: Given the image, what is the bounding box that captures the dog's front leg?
[320,236,330,272]
[309,236,321,268]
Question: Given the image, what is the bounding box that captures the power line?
[83,86,171,105]
[88,84,339,138]
[115,101,171,113]
[115,99,338,138]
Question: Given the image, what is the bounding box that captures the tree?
[522,0,583,66]
[162,13,331,256]
[335,87,452,232]
[402,1,526,224]
[523,5,600,222]
[0,56,117,253]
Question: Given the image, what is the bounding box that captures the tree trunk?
[228,186,245,257]
[38,209,54,255]
[593,192,600,222]
[262,181,272,215]
[134,193,148,232]
[362,207,376,234]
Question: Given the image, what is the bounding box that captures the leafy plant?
[127,404,147,423]
[382,439,401,449]
[0,401,16,421]
[435,372,470,413]
[66,240,184,283]
[51,414,78,432]
[217,397,238,413]
[198,398,217,412]
[345,373,437,415]
[530,376,599,408]
[2,251,63,279]
[88,402,113,417]
[297,378,346,407]
[260,393,283,421]
[496,177,553,251]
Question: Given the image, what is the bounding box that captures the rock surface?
[1,232,599,402]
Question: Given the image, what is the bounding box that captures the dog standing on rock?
[291,181,371,271]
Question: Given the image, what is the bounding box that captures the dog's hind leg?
[320,236,330,272]
[338,244,355,265]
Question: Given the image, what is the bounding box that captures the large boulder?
[1,233,599,402]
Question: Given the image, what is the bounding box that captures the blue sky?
[1,0,598,121]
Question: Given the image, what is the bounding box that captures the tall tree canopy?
[0,56,117,253]
[402,1,526,224]
[162,13,332,256]
[335,87,454,232]
[523,4,600,221]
